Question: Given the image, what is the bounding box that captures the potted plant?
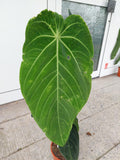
[20,9,94,160]
[111,29,120,77]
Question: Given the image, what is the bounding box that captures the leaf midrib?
[56,36,64,144]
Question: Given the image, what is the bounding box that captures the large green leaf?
[20,10,93,146]
[59,124,79,160]
[111,29,120,64]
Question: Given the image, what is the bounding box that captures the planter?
[117,67,120,77]
[51,142,65,160]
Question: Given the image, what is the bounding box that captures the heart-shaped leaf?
[20,10,93,146]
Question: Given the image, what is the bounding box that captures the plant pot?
[51,142,65,160]
[117,67,120,77]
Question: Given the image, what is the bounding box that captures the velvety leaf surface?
[20,10,93,146]
[59,125,79,160]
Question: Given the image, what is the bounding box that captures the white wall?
[0,0,47,105]
[100,0,120,77]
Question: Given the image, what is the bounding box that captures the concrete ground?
[0,74,120,160]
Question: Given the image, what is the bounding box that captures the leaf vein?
[38,89,57,120]
[61,36,90,55]
[35,74,57,116]
[59,61,83,99]
[59,73,79,107]
[25,35,55,49]
[23,39,56,89]
[31,20,56,35]
[61,22,80,35]
[60,39,87,97]
[26,55,56,95]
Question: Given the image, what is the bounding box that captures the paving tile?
[1,139,52,160]
[0,115,45,159]
[92,74,120,91]
[99,144,120,160]
[0,100,30,124]
[78,103,120,160]
[78,80,120,121]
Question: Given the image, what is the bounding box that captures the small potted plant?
[20,9,94,160]
[111,29,120,77]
